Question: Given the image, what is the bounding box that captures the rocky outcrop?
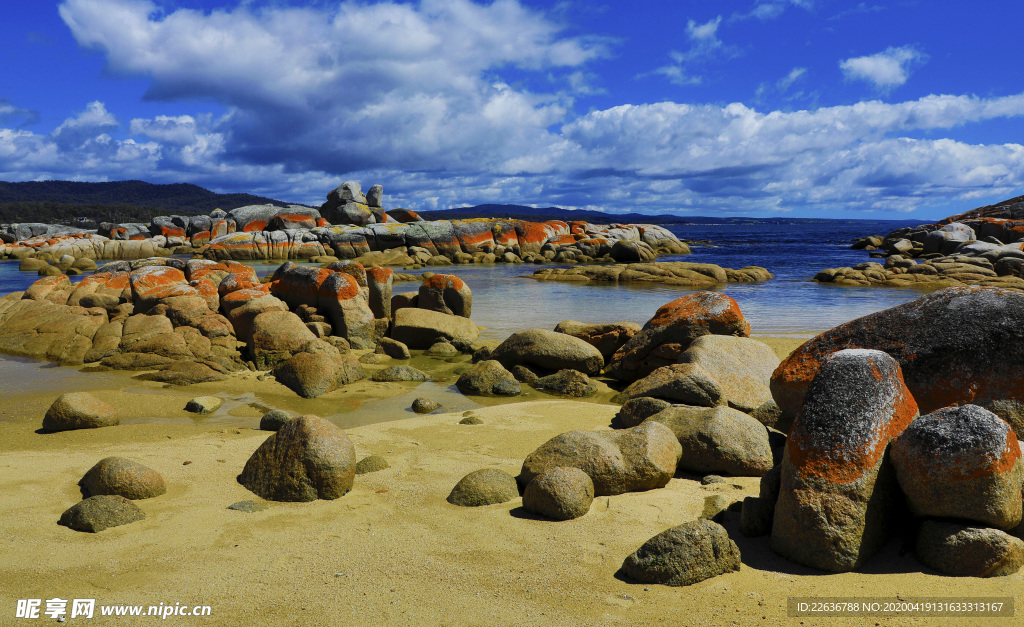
[771,286,1024,423]
[533,262,772,287]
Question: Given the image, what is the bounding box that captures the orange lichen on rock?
[422,274,464,291]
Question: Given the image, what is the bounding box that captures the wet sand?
[1,336,1019,626]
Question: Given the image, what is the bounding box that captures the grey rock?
[260,410,293,431]
[618,363,724,407]
[370,365,429,382]
[58,495,145,533]
[915,519,1024,577]
[615,397,671,428]
[355,455,390,474]
[491,329,604,376]
[184,396,222,415]
[620,520,741,586]
[227,500,267,513]
[411,398,441,414]
[522,467,595,520]
[456,360,521,396]
[677,335,780,413]
[79,457,166,500]
[531,369,597,397]
[447,468,519,507]
[646,405,773,476]
[378,337,411,360]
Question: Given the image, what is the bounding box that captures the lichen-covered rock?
[365,266,394,320]
[647,405,773,476]
[891,404,1022,529]
[418,274,472,318]
[447,468,519,507]
[319,272,376,349]
[620,520,741,587]
[915,520,1024,577]
[617,363,724,407]
[520,421,681,496]
[608,292,751,382]
[455,360,521,396]
[522,467,595,520]
[42,392,119,432]
[79,457,166,500]
[771,349,918,572]
[250,310,318,367]
[771,286,1024,424]
[58,495,145,533]
[490,329,604,376]
[238,415,356,502]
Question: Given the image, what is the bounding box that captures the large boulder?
[553,320,641,360]
[490,329,604,376]
[771,286,1024,425]
[914,520,1024,577]
[79,457,166,500]
[607,292,751,382]
[771,349,918,572]
[365,266,394,320]
[250,310,318,367]
[42,392,119,432]
[891,405,1022,530]
[58,495,145,533]
[520,421,681,496]
[677,335,780,413]
[647,405,773,476]
[391,307,479,350]
[273,350,364,399]
[620,520,741,586]
[238,415,356,502]
[319,272,376,349]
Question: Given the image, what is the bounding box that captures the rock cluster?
[1,182,690,267]
[533,262,772,287]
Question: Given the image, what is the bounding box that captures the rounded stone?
[620,519,741,586]
[79,457,166,500]
[355,455,390,474]
[58,495,145,533]
[411,398,441,414]
[43,392,119,432]
[260,409,293,431]
[446,468,519,507]
[522,467,595,520]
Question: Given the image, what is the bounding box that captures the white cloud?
[840,45,926,89]
[777,67,807,91]
[686,16,722,42]
[651,15,738,86]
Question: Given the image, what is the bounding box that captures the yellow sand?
[0,339,1019,626]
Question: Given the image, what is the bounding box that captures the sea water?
[0,221,926,341]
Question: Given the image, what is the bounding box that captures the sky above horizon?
[1,1,1023,219]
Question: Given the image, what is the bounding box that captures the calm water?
[0,221,926,343]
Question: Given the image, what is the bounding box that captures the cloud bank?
[0,0,1021,217]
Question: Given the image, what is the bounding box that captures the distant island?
[0,179,929,227]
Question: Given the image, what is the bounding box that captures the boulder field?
[0,181,690,267]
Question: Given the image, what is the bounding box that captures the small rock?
[701,475,727,485]
[531,369,598,397]
[227,500,267,513]
[411,398,441,414]
[356,455,390,474]
[427,341,459,357]
[378,337,411,360]
[371,365,429,382]
[184,396,223,415]
[620,520,741,586]
[58,495,145,533]
[455,360,521,396]
[615,397,671,428]
[447,468,519,507]
[359,352,391,364]
[459,416,483,425]
[260,409,293,431]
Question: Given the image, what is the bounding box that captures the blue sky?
[1,0,1023,219]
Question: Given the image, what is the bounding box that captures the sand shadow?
[719,512,924,577]
[508,506,554,522]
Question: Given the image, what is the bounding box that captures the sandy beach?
[0,335,1019,626]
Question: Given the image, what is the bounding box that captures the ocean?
[0,220,926,343]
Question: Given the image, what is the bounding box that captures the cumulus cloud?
[840,45,926,89]
[0,1,1020,216]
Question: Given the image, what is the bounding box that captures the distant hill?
[0,180,296,215]
[417,204,930,226]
